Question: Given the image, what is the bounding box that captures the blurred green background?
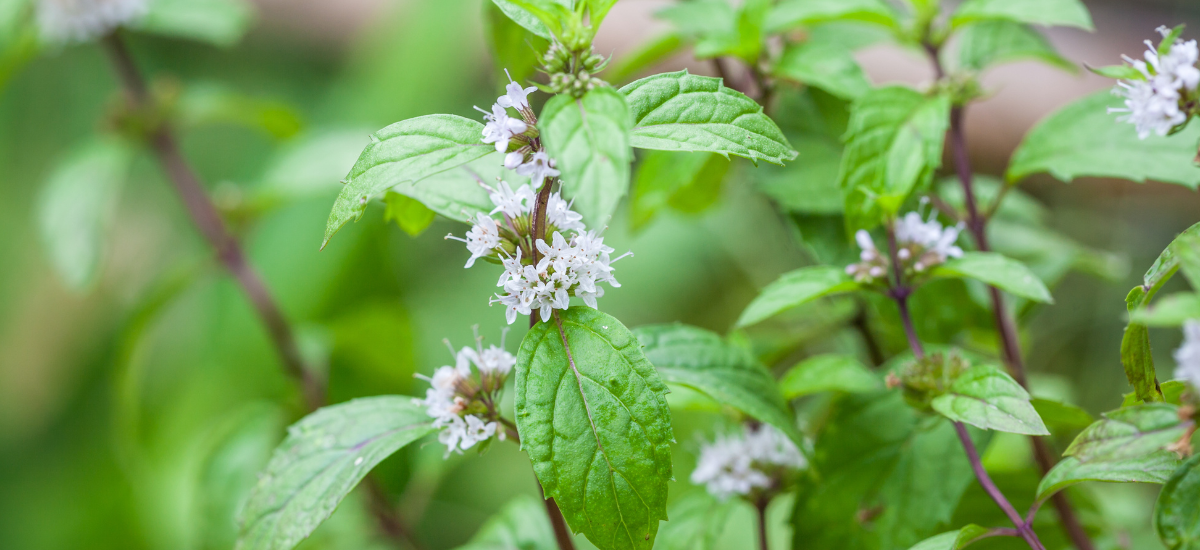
[2,1,1200,549]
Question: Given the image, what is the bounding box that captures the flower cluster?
[448,178,627,324]
[846,210,964,284]
[478,70,560,186]
[690,425,807,501]
[1110,26,1200,139]
[37,0,148,43]
[1174,320,1200,390]
[416,330,516,457]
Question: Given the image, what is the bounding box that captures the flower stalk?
[925,39,1096,550]
[884,219,1046,550]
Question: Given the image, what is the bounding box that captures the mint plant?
[14,0,1200,550]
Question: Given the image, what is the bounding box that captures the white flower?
[691,425,806,501]
[493,229,629,324]
[1110,26,1199,139]
[504,151,525,170]
[417,331,514,457]
[447,213,503,268]
[546,192,584,232]
[496,69,538,111]
[894,210,963,270]
[477,103,528,153]
[36,0,148,43]
[1174,320,1200,389]
[516,151,561,186]
[487,181,535,218]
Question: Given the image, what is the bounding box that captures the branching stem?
[924,41,1095,550]
[100,31,427,550]
[885,222,1044,550]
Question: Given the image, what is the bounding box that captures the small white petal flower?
[546,192,585,232]
[691,425,806,501]
[496,69,538,111]
[37,0,148,43]
[477,103,528,153]
[515,151,561,186]
[504,151,525,170]
[452,213,503,268]
[1110,27,1198,139]
[1174,320,1200,389]
[487,181,535,218]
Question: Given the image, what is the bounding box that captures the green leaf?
[791,392,978,549]
[950,0,1093,31]
[540,87,633,227]
[1086,63,1144,80]
[765,0,900,34]
[736,265,861,327]
[587,0,619,28]
[1124,286,1166,403]
[954,20,1074,73]
[235,396,436,550]
[515,307,673,550]
[134,0,255,47]
[1144,223,1200,298]
[1007,91,1200,188]
[631,151,728,229]
[774,42,872,100]
[620,70,797,165]
[930,364,1049,435]
[907,525,992,550]
[251,129,373,205]
[754,88,847,214]
[485,0,550,85]
[1036,451,1181,503]
[453,495,557,550]
[838,86,950,232]
[1155,454,1200,550]
[633,323,802,448]
[1132,292,1200,327]
[494,0,572,39]
[390,153,503,223]
[322,114,492,249]
[383,192,436,237]
[655,0,733,38]
[654,490,735,550]
[1030,398,1094,433]
[780,353,880,398]
[1063,403,1190,463]
[931,252,1053,303]
[37,138,133,290]
[1125,381,1190,408]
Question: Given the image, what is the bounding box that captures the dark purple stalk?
[925,40,1095,550]
[885,222,1044,550]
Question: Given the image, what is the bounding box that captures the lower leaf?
[515,307,674,550]
[1156,454,1200,550]
[236,396,436,550]
[1036,451,1181,503]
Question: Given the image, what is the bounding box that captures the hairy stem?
[101,31,426,550]
[928,44,1095,550]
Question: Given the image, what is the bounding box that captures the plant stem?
[885,222,1044,550]
[755,496,771,550]
[101,32,322,411]
[953,422,1046,550]
[927,44,1095,550]
[101,31,425,550]
[525,178,576,550]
